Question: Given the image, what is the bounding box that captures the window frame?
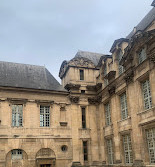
[81,107,86,129]
[40,105,50,127]
[83,141,88,161]
[79,69,84,81]
[104,102,111,126]
[120,92,128,120]
[106,138,114,164]
[11,149,23,160]
[141,79,152,110]
[138,47,147,64]
[118,50,124,75]
[12,104,23,127]
[146,127,155,164]
[122,134,133,164]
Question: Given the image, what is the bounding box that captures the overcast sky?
[0,0,153,82]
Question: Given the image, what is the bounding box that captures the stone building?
[0,2,154,167]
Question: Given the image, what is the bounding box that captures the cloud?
[0,0,153,82]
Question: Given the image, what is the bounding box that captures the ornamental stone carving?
[69,96,79,103]
[69,57,95,68]
[65,84,81,91]
[124,70,134,84]
[108,86,116,96]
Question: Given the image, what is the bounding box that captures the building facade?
[0,2,154,167]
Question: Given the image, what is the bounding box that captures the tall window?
[105,102,111,126]
[40,106,50,127]
[83,141,88,161]
[138,48,146,64]
[142,80,152,110]
[146,127,155,164]
[11,149,23,160]
[120,93,128,120]
[123,134,133,164]
[82,107,86,128]
[106,138,114,164]
[80,69,84,80]
[12,105,23,127]
[118,50,124,75]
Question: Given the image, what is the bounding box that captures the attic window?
[80,70,84,80]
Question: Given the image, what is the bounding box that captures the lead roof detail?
[0,61,66,92]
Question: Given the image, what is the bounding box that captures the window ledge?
[117,116,131,123]
[137,106,155,115]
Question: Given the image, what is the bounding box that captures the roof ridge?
[0,60,44,68]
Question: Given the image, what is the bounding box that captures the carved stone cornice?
[149,52,155,63]
[88,95,102,105]
[86,85,96,91]
[69,57,95,68]
[7,98,28,106]
[69,96,79,103]
[104,71,116,82]
[108,86,116,96]
[96,83,102,91]
[124,70,134,84]
[65,84,81,91]
[35,100,54,107]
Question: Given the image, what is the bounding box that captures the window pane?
[146,128,155,164]
[12,105,23,127]
[82,108,86,128]
[40,106,50,127]
[138,48,146,64]
[120,93,128,120]
[11,149,23,160]
[142,80,152,110]
[80,70,84,80]
[107,138,114,164]
[123,134,133,164]
[105,103,111,126]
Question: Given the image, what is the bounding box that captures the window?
[12,105,23,127]
[138,48,146,64]
[83,141,88,161]
[105,102,111,126]
[82,107,86,128]
[146,127,155,164]
[81,90,85,94]
[120,93,128,120]
[80,69,84,80]
[123,134,133,164]
[118,50,124,75]
[40,106,50,127]
[61,145,68,152]
[106,138,114,164]
[11,149,23,160]
[142,80,152,110]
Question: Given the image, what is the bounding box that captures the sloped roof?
[152,0,155,7]
[127,7,155,39]
[75,50,104,66]
[0,61,66,92]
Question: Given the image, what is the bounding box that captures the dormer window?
[118,50,124,75]
[138,48,146,64]
[80,69,84,80]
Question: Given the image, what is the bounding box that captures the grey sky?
[0,0,153,82]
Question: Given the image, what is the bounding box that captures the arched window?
[11,149,23,160]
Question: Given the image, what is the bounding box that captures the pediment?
[68,57,95,68]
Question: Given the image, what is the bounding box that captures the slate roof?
[152,0,155,7]
[127,7,155,39]
[75,50,104,66]
[0,61,66,92]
